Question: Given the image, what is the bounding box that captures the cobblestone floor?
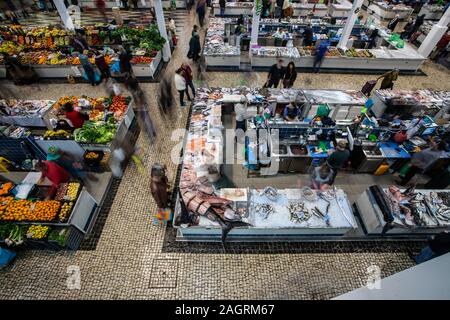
[1,9,450,300]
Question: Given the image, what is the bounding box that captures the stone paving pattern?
[0,8,450,300]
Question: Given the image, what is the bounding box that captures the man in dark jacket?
[303,24,314,47]
[188,33,201,63]
[409,231,450,264]
[266,59,285,88]
[196,0,206,27]
[276,0,284,18]
[326,140,350,182]
[219,0,226,16]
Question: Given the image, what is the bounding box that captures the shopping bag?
[153,208,173,226]
[110,60,121,73]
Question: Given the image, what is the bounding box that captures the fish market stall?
[0,100,54,128]
[212,0,254,16]
[367,2,414,22]
[172,87,360,242]
[204,18,241,70]
[328,0,353,18]
[0,170,113,250]
[293,3,329,17]
[418,4,446,20]
[250,46,301,68]
[356,186,450,235]
[80,0,186,8]
[370,89,450,119]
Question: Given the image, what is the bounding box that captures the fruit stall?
[0,170,113,250]
[0,25,166,79]
[0,95,135,170]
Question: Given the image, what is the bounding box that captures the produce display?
[0,182,14,196]
[66,182,81,201]
[130,56,154,64]
[44,129,72,139]
[85,152,100,160]
[59,202,74,222]
[74,121,117,144]
[341,48,375,58]
[31,200,61,221]
[26,225,49,239]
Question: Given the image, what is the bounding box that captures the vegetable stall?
[0,24,166,79]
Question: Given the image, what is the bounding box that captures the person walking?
[78,51,99,86]
[266,59,285,88]
[409,231,450,264]
[150,163,170,210]
[158,75,175,120]
[401,17,415,39]
[95,0,108,23]
[188,32,201,63]
[235,95,250,132]
[411,14,426,35]
[326,140,350,183]
[219,0,226,17]
[303,24,314,47]
[311,164,334,191]
[313,41,329,73]
[377,68,399,90]
[181,63,195,98]
[174,68,189,107]
[396,141,448,186]
[282,0,293,18]
[283,61,297,88]
[168,18,177,45]
[121,0,129,9]
[94,50,111,80]
[131,0,139,9]
[196,0,207,28]
[119,46,132,76]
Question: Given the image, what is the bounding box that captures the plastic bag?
[110,61,121,74]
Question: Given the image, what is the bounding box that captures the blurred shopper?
[220,0,226,17]
[63,102,88,128]
[158,75,175,120]
[282,0,293,18]
[283,61,297,88]
[411,14,426,35]
[70,33,89,53]
[168,18,177,46]
[303,24,314,47]
[4,55,39,85]
[131,0,139,9]
[0,247,16,269]
[431,32,450,62]
[313,41,329,73]
[276,0,283,18]
[283,103,300,121]
[95,0,108,23]
[188,32,201,63]
[192,25,199,36]
[121,0,129,9]
[150,163,170,209]
[174,68,189,107]
[311,164,334,191]
[409,231,450,264]
[235,95,250,132]
[266,59,285,88]
[181,62,195,98]
[196,0,207,28]
[326,140,350,182]
[124,75,145,106]
[94,50,111,80]
[396,141,448,186]
[77,51,99,86]
[377,68,399,90]
[119,46,133,76]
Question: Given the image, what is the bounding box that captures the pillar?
[53,0,75,30]
[250,3,260,46]
[337,0,364,49]
[152,0,171,62]
[418,7,450,58]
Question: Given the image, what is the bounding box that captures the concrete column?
[418,7,450,58]
[53,0,75,30]
[337,0,364,49]
[153,0,171,62]
[250,4,260,46]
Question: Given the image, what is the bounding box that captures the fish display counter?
[212,0,254,16]
[250,46,301,68]
[292,3,329,17]
[81,0,187,9]
[175,187,357,240]
[172,87,361,242]
[356,186,450,235]
[367,1,414,22]
[0,100,55,128]
[418,4,446,20]
[328,0,353,18]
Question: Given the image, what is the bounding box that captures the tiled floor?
[0,8,450,300]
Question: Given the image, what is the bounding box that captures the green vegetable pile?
[73,121,117,144]
[111,25,166,52]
